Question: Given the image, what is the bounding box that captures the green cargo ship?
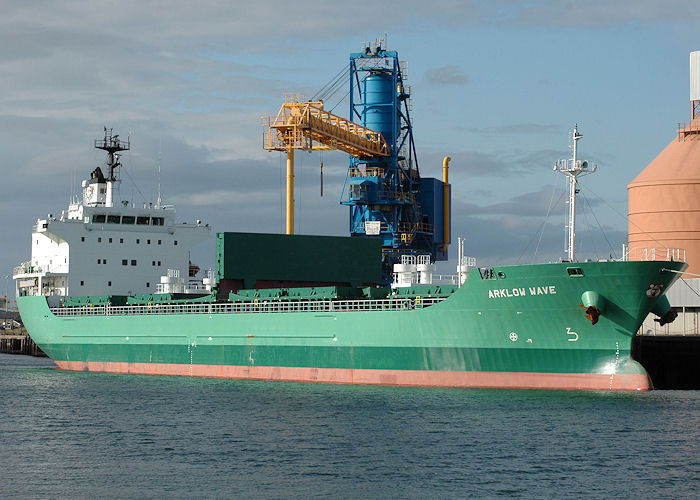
[17,258,686,390]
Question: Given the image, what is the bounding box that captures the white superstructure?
[14,129,211,297]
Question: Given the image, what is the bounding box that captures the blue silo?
[361,71,396,147]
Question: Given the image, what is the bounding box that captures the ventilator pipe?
[442,156,451,250]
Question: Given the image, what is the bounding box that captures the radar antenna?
[95,127,130,181]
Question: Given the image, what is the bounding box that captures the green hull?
[18,261,686,390]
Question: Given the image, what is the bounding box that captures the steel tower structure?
[264,41,450,282]
[341,42,448,278]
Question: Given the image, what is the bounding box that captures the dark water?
[1,354,698,499]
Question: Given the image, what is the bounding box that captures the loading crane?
[264,40,450,281]
[264,97,390,235]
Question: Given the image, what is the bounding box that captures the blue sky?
[2,0,699,295]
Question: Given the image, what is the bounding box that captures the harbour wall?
[0,311,45,356]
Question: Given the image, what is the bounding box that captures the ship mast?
[95,128,130,207]
[554,124,596,262]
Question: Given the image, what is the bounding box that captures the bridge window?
[122,216,135,224]
[92,214,106,223]
[137,216,149,225]
[107,215,120,224]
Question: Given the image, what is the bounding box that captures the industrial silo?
[628,51,700,277]
[628,51,700,337]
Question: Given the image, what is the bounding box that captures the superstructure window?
[98,237,102,243]
[136,239,140,244]
[137,216,149,225]
[97,259,101,264]
[109,238,113,243]
[174,240,178,246]
[81,237,85,242]
[567,267,584,277]
[122,216,135,224]
[108,281,112,287]
[146,282,150,288]
[80,280,84,286]
[122,259,127,266]
[92,214,106,223]
[131,260,137,266]
[120,238,124,244]
[158,240,162,245]
[107,215,120,224]
[152,217,165,226]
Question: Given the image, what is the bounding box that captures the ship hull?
[18,261,686,391]
[52,360,649,391]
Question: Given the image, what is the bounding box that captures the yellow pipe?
[442,156,451,249]
[286,149,295,235]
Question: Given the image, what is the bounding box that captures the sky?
[2,0,700,297]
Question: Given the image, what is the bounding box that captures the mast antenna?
[95,127,130,181]
[157,136,162,208]
[553,124,597,262]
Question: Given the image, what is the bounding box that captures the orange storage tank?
[628,117,700,276]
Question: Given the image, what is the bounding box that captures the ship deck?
[49,296,447,317]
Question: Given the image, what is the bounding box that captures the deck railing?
[50,296,448,317]
[621,246,686,263]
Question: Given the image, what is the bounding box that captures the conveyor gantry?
[264,99,389,158]
[263,98,389,235]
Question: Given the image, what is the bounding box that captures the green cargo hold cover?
[216,232,381,287]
